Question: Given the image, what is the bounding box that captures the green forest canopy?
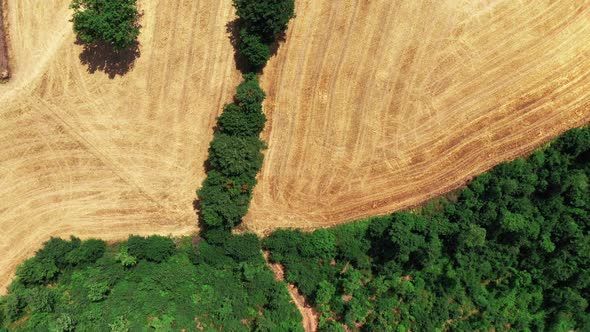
[0,235,302,331]
[264,127,590,332]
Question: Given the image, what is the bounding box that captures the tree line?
[198,0,295,236]
[0,234,302,331]
[264,127,590,331]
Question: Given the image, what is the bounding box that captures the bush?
[233,0,295,42]
[235,73,266,111]
[208,134,265,178]
[16,258,59,285]
[217,104,266,137]
[65,239,106,266]
[36,237,80,269]
[2,293,24,322]
[239,30,271,70]
[224,234,262,263]
[127,235,175,263]
[26,287,56,313]
[198,171,255,229]
[71,0,140,50]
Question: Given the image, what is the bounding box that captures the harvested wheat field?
[246,0,590,231]
[0,0,241,292]
[1,0,590,293]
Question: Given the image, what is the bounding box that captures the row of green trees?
[197,0,295,233]
[0,235,303,331]
[233,0,295,70]
[198,74,267,231]
[264,127,590,331]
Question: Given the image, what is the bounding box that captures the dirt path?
[264,252,319,332]
[0,0,9,80]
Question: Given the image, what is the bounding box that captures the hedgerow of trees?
[233,0,296,70]
[71,0,140,49]
[198,74,267,231]
[0,235,303,331]
[198,0,295,234]
[264,127,590,331]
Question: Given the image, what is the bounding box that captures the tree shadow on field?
[226,18,287,75]
[192,157,213,224]
[77,39,140,79]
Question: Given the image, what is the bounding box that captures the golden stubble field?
[1,0,590,292]
[248,0,590,230]
[0,0,241,292]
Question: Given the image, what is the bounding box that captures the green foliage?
[238,31,271,70]
[65,238,106,266]
[15,258,59,286]
[127,235,175,263]
[224,234,263,263]
[198,74,267,230]
[236,74,267,111]
[217,103,266,136]
[233,0,295,42]
[36,237,80,269]
[85,281,109,302]
[232,0,295,70]
[2,293,24,323]
[26,287,56,313]
[1,235,303,331]
[114,244,137,267]
[70,0,140,50]
[198,170,255,229]
[52,313,75,332]
[265,126,590,331]
[208,134,265,178]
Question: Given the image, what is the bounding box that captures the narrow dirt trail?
[264,252,319,332]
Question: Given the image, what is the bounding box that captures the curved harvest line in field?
[247,0,590,231]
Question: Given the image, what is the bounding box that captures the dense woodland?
[264,127,590,331]
[0,235,302,331]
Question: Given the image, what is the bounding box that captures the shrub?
[239,30,271,70]
[198,171,255,229]
[233,0,295,42]
[16,258,59,285]
[224,234,261,263]
[71,0,140,50]
[127,235,175,263]
[217,104,266,137]
[208,134,265,178]
[2,293,24,322]
[36,237,80,269]
[65,239,106,266]
[26,287,56,313]
[235,73,266,112]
